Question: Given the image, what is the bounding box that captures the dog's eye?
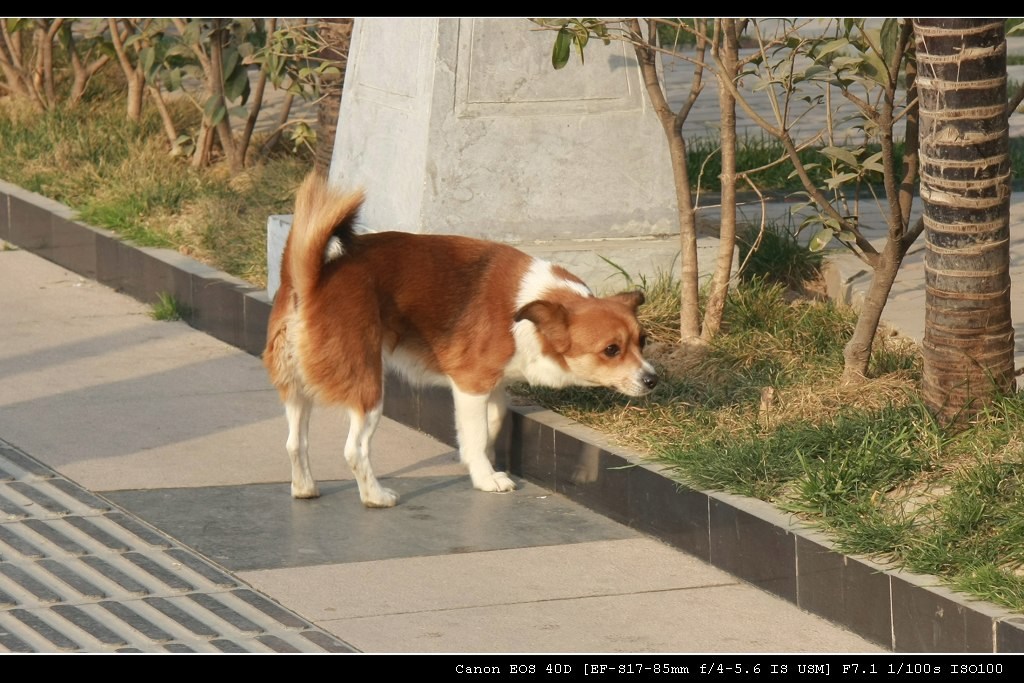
[639,333,648,349]
[604,344,620,358]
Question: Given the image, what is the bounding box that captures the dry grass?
[0,82,310,288]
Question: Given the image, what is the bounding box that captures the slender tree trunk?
[259,92,295,158]
[841,22,922,384]
[38,21,58,107]
[628,19,704,342]
[238,19,276,168]
[147,83,182,155]
[108,19,144,121]
[66,23,111,108]
[1,23,44,109]
[192,123,215,168]
[0,25,38,105]
[209,21,242,174]
[914,18,1015,423]
[702,19,739,341]
[841,237,909,383]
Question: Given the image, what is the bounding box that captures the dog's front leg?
[452,385,516,493]
[486,385,507,463]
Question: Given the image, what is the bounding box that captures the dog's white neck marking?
[506,259,593,387]
[515,258,592,309]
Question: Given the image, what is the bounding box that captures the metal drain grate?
[0,439,357,653]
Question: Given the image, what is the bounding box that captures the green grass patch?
[150,292,192,322]
[736,222,824,290]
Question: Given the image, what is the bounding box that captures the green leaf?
[837,230,858,244]
[204,95,227,126]
[181,19,200,45]
[824,172,859,190]
[224,67,250,103]
[800,65,831,80]
[210,104,227,127]
[830,55,863,73]
[880,18,899,69]
[808,227,833,252]
[141,46,156,79]
[820,146,859,167]
[861,151,885,173]
[552,28,572,69]
[578,28,591,48]
[860,50,890,87]
[532,18,569,29]
[814,38,850,60]
[169,67,183,91]
[788,162,820,181]
[222,47,240,78]
[799,214,822,232]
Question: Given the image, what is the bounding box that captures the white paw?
[362,487,399,508]
[474,471,517,493]
[291,482,320,499]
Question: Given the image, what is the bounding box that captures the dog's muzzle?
[623,369,658,396]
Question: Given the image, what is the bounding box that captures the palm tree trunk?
[914,19,1015,423]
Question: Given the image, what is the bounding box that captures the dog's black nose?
[642,373,659,390]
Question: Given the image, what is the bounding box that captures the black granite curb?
[4,178,1024,653]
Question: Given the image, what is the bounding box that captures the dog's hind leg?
[285,393,319,499]
[345,402,399,508]
[452,385,516,493]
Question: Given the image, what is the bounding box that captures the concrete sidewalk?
[0,246,882,653]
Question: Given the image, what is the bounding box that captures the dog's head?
[514,290,658,397]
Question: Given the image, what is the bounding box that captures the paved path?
[0,247,881,653]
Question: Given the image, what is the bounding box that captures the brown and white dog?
[263,173,658,508]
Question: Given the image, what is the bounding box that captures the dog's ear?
[515,300,571,353]
[610,290,645,312]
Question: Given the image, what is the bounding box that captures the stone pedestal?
[328,18,677,243]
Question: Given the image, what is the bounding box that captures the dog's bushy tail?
[287,172,365,304]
